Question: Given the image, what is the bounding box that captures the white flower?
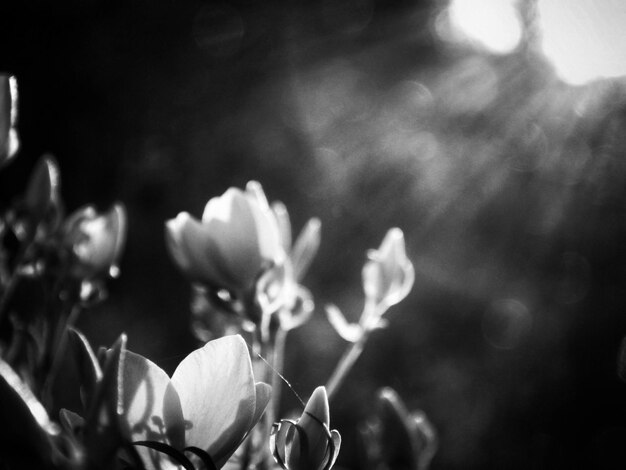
[63,203,127,280]
[271,387,341,470]
[122,335,271,469]
[362,228,414,310]
[165,182,284,293]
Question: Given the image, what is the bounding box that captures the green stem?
[325,332,369,402]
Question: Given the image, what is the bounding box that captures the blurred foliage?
[3,0,626,469]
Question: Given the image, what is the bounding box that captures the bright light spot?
[538,0,626,85]
[446,0,522,54]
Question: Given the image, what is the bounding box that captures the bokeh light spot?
[482,299,532,349]
[439,0,522,54]
[538,0,626,85]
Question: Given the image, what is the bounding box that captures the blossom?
[326,228,415,342]
[122,335,271,470]
[63,203,127,280]
[362,228,414,311]
[268,201,321,330]
[271,386,341,470]
[165,182,284,294]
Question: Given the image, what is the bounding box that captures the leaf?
[376,388,419,470]
[0,75,18,163]
[59,408,85,435]
[82,334,128,467]
[0,358,58,467]
[325,304,363,343]
[68,328,103,407]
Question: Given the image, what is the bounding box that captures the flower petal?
[271,201,292,252]
[245,183,282,263]
[168,212,240,290]
[288,387,332,470]
[171,335,259,468]
[204,189,265,290]
[325,304,362,343]
[291,217,321,282]
[165,213,196,275]
[122,351,185,450]
[251,382,272,427]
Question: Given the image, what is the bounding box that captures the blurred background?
[2,0,626,468]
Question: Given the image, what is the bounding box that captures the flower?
[0,74,19,166]
[122,335,271,470]
[326,228,414,342]
[271,386,341,470]
[268,201,321,330]
[362,228,414,311]
[358,388,437,470]
[63,203,127,280]
[165,182,284,294]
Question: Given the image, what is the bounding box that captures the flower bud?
[362,228,414,309]
[63,203,127,280]
[13,156,62,241]
[359,388,437,470]
[271,386,341,470]
[165,182,284,293]
[0,74,19,165]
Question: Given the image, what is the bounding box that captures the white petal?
[165,213,196,275]
[171,335,258,468]
[122,351,185,450]
[176,213,239,289]
[271,201,292,252]
[291,218,321,282]
[205,189,265,290]
[325,304,362,343]
[251,382,271,426]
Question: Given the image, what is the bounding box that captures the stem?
[0,269,22,329]
[245,324,277,470]
[325,332,369,402]
[41,303,81,407]
[271,327,287,414]
[326,301,386,401]
[0,241,37,329]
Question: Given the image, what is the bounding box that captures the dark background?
[3,1,626,468]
